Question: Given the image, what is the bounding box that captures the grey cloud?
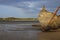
[0,0,60,14]
[0,0,59,8]
[0,0,17,5]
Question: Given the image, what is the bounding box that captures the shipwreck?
[36,6,60,31]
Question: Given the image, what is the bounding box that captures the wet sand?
[0,30,40,40]
[0,21,60,40]
[0,21,40,40]
[39,29,60,40]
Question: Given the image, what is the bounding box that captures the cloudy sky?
[0,0,60,18]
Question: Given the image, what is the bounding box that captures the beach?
[0,21,60,40]
[0,21,40,40]
[39,29,60,40]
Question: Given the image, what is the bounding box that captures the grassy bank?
[0,17,38,21]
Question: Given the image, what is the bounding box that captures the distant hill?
[0,17,38,21]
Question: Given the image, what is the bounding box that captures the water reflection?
[0,21,40,40]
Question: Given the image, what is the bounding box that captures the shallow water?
[0,21,40,40]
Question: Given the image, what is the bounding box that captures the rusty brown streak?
[47,6,60,26]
